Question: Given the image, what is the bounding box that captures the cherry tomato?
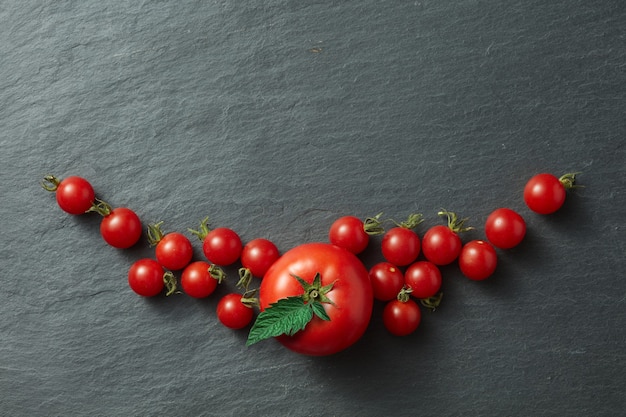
[485,208,526,249]
[54,176,95,215]
[328,216,370,254]
[203,227,242,266]
[181,261,218,298]
[128,258,165,297]
[381,227,421,266]
[100,207,142,249]
[459,240,498,281]
[404,261,442,299]
[241,238,280,278]
[383,298,421,336]
[259,243,373,356]
[369,262,405,301]
[421,225,462,265]
[154,232,193,271]
[217,293,254,329]
[524,173,578,214]
[422,210,471,265]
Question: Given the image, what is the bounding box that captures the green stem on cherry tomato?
[163,271,179,296]
[559,172,583,190]
[208,264,226,284]
[241,288,260,309]
[237,268,253,290]
[86,198,113,217]
[420,292,444,311]
[396,287,413,303]
[363,212,386,235]
[396,213,424,229]
[41,174,61,192]
[146,221,165,247]
[437,209,474,233]
[188,216,212,241]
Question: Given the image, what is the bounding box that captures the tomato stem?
[188,216,211,241]
[147,221,165,247]
[241,288,259,308]
[208,264,226,284]
[163,271,179,296]
[396,213,424,229]
[237,268,253,290]
[396,287,413,303]
[86,198,113,217]
[559,172,583,190]
[437,209,474,233]
[363,212,386,235]
[420,292,444,311]
[41,174,61,192]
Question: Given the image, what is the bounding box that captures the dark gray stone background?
[1,1,624,416]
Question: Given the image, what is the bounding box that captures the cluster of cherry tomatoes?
[327,172,580,336]
[42,171,580,352]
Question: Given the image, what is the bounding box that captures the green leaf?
[246,296,313,346]
[310,301,330,321]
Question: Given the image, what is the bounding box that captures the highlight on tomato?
[381,213,423,267]
[147,221,194,271]
[128,258,177,297]
[485,208,526,249]
[248,243,373,356]
[523,172,580,214]
[41,174,95,215]
[189,217,242,266]
[422,210,473,266]
[458,240,498,281]
[383,288,422,336]
[328,213,384,254]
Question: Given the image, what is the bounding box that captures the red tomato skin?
[181,261,218,298]
[421,225,462,266]
[485,208,526,249]
[100,207,142,249]
[383,299,422,336]
[404,261,442,299]
[55,176,95,215]
[241,238,281,278]
[381,227,421,266]
[459,240,498,281]
[369,262,405,301]
[128,258,164,297]
[524,173,566,214]
[217,293,254,329]
[155,232,194,271]
[259,243,373,356]
[328,216,369,254]
[202,227,242,266]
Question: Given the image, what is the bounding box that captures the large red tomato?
[258,243,373,356]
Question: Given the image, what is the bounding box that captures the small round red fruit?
[459,240,498,281]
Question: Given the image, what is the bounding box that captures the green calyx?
[420,292,444,311]
[41,174,61,192]
[163,271,179,296]
[246,272,334,347]
[559,172,583,190]
[363,212,385,235]
[188,216,211,241]
[292,273,336,306]
[208,264,226,284]
[86,198,113,217]
[147,221,165,247]
[396,213,424,229]
[437,209,473,233]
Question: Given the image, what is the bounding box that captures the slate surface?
[1,1,625,416]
